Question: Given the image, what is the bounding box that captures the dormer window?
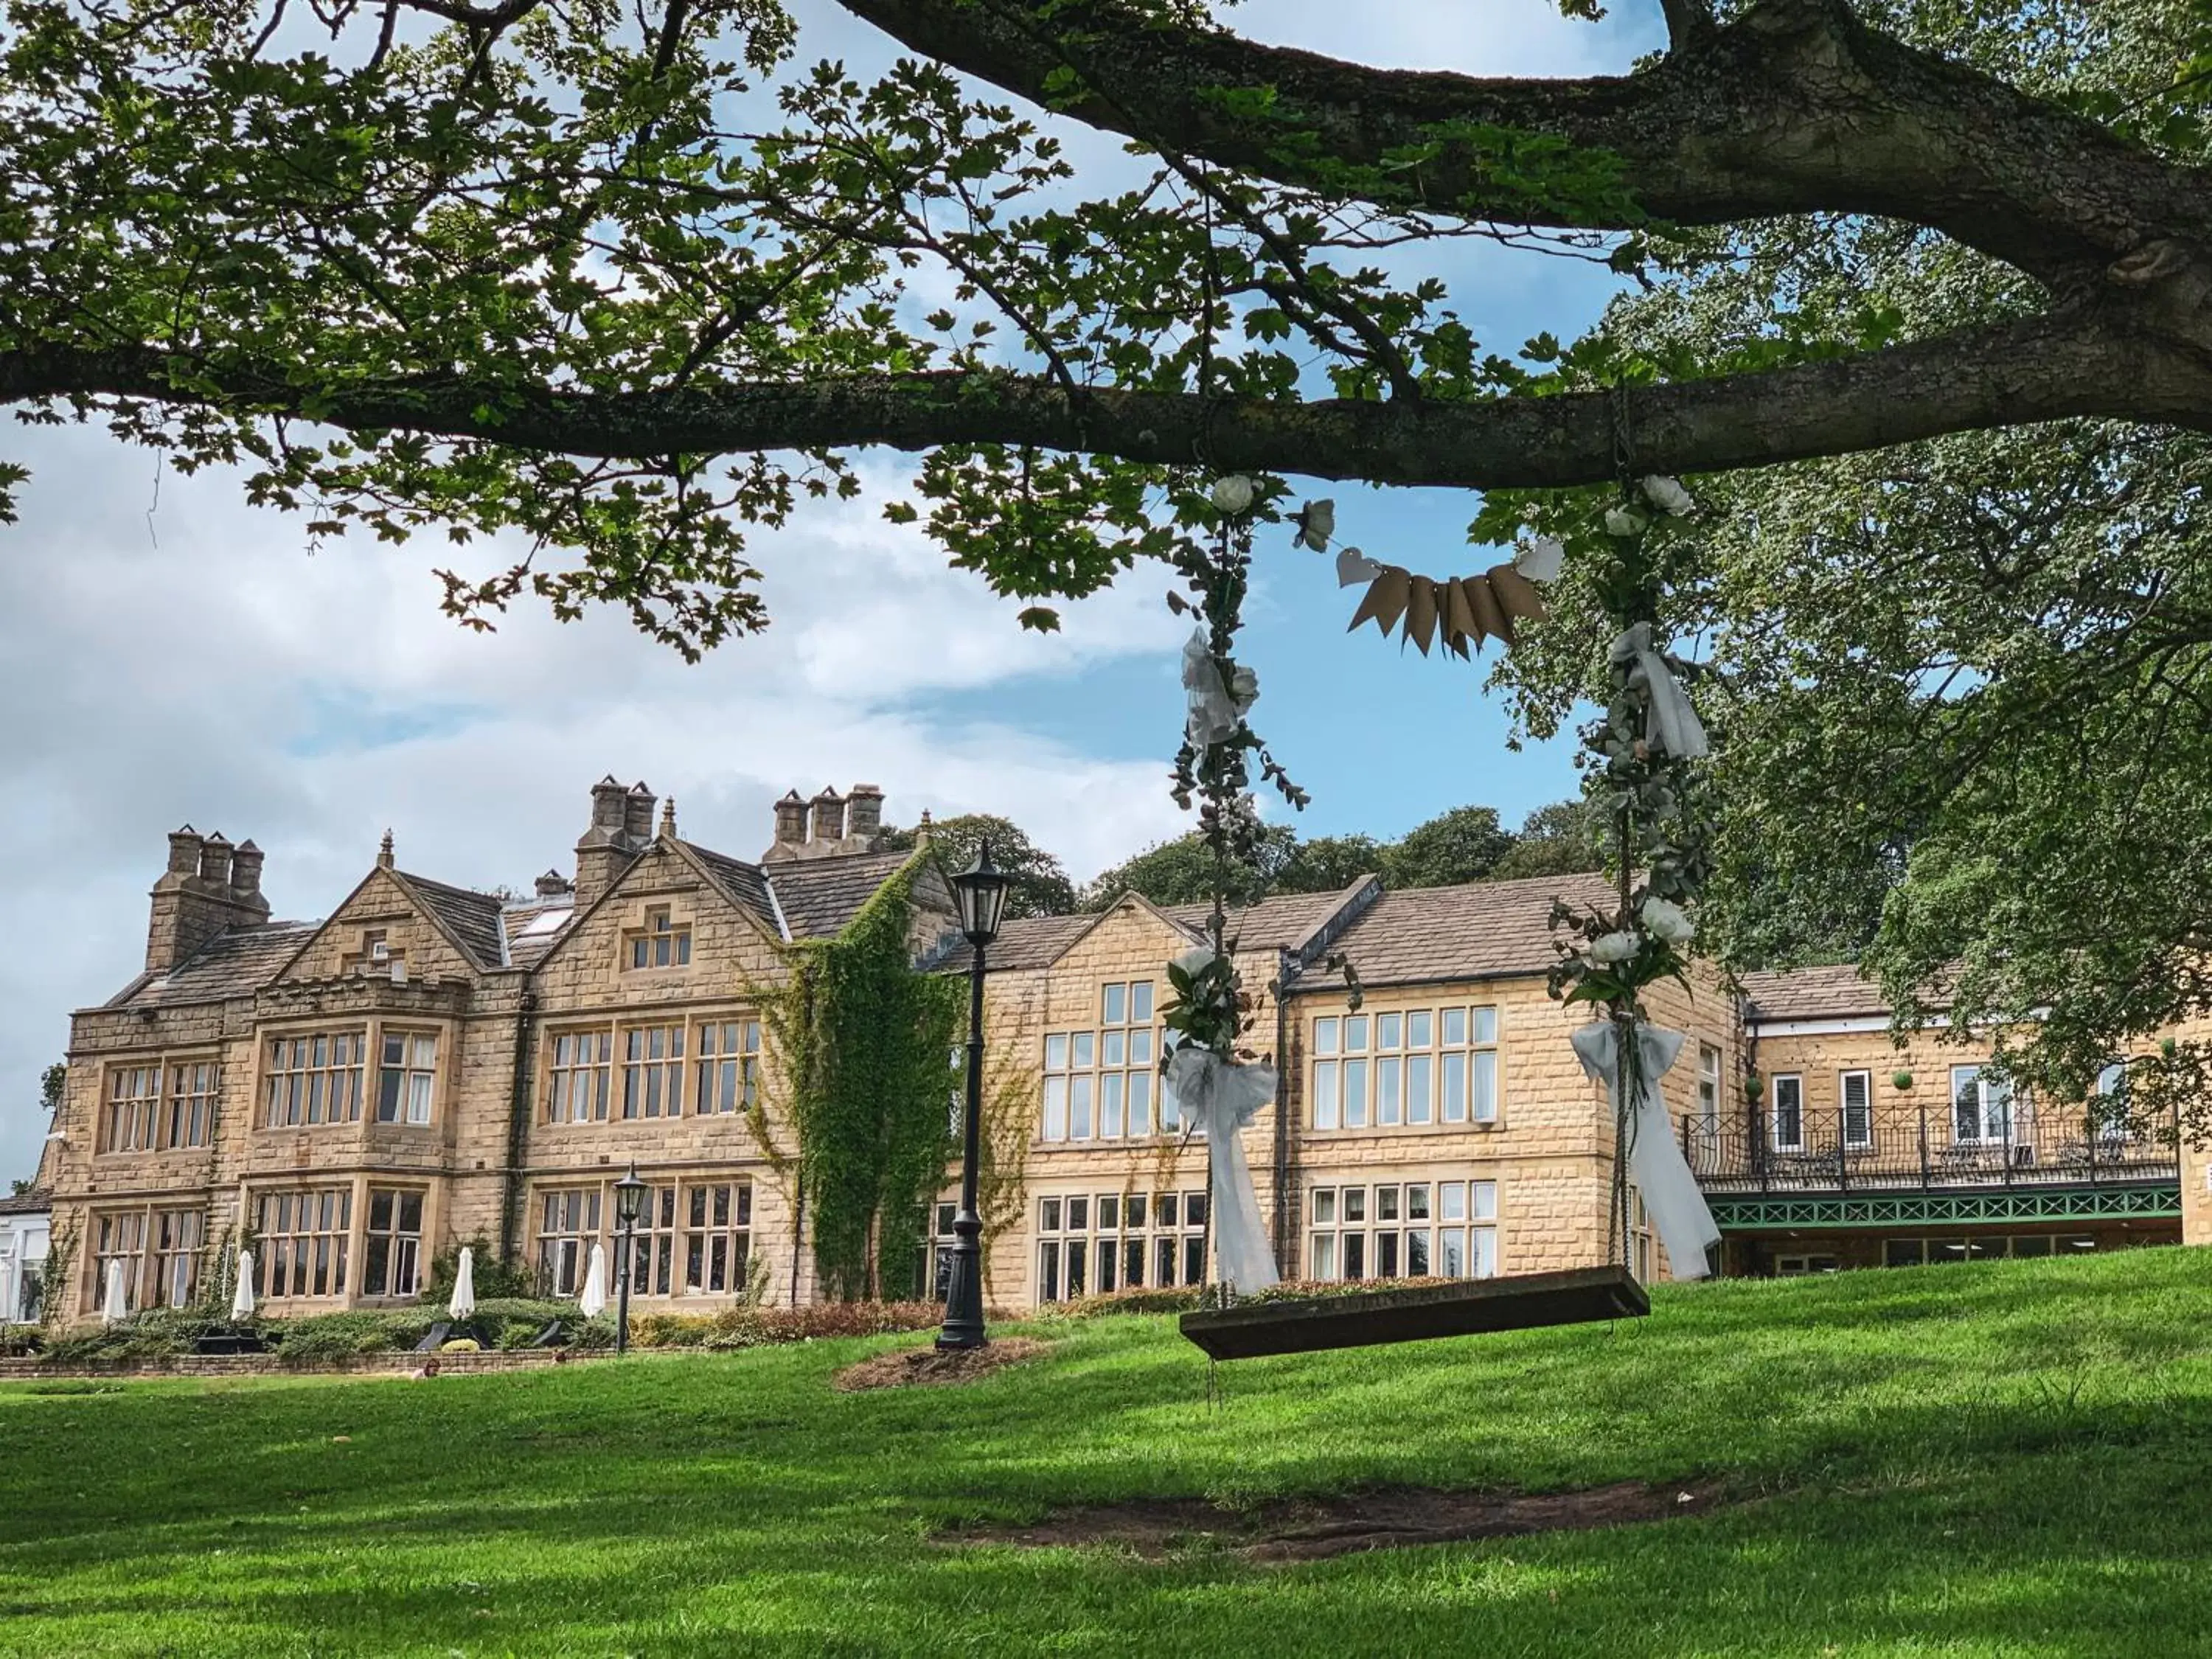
[345,929,404,977]
[630,908,692,970]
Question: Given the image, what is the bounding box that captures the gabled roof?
[1162,881,1380,959]
[391,871,506,971]
[0,1189,51,1217]
[1736,963,1955,1023]
[936,888,1206,976]
[498,899,576,970]
[768,849,920,941]
[1301,872,1618,990]
[110,921,321,1009]
[679,841,784,936]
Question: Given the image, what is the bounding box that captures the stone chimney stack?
[573,776,636,911]
[767,790,810,861]
[623,781,657,846]
[846,785,885,844]
[809,787,846,849]
[230,840,265,908]
[145,824,271,974]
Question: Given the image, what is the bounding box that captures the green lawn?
[7,1249,2212,1657]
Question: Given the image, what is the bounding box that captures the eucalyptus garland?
[1543,473,1718,1264]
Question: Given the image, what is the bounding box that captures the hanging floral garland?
[1540,473,1724,1281]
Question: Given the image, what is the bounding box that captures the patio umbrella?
[100,1259,127,1324]
[579,1241,608,1318]
[448,1245,476,1321]
[231,1251,256,1320]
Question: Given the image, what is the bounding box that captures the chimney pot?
[623,781,656,846]
[230,840,265,905]
[535,869,574,899]
[846,785,885,843]
[166,826,204,877]
[809,786,846,846]
[198,832,234,888]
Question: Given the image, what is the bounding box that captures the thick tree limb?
[838,0,2212,285]
[7,305,2202,489]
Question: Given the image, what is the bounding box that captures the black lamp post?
[938,841,1011,1350]
[613,1161,647,1357]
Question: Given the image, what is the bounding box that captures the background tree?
[1488,1,2212,1119]
[1080,826,1297,912]
[1380,807,1515,890]
[1489,801,1610,881]
[1274,833,1388,896]
[879,814,1077,918]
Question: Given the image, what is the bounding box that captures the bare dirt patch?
[945,1478,1731,1562]
[833,1338,1051,1393]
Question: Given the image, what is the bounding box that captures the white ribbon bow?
[1610,622,1709,760]
[1166,1045,1281,1293]
[1180,627,1246,749]
[1570,1020,1721,1280]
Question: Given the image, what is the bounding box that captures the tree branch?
[7,307,2202,491]
[835,0,2212,284]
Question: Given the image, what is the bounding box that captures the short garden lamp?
[613,1161,648,1357]
[939,843,1012,1351]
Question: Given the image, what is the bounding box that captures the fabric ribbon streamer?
[1569,1020,1722,1281]
[1166,1045,1281,1293]
[1180,626,1244,749]
[1610,622,1709,759]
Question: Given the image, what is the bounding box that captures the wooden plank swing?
[1178,1265,1647,1362]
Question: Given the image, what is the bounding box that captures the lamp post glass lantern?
[613,1162,647,1356]
[940,843,1012,1350]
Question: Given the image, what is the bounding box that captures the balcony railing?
[1686,1099,2179,1195]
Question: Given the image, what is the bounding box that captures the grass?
[7,1248,2212,1656]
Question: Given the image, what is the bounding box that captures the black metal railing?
[1686,1098,2179,1195]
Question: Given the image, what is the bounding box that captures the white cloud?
[0,431,1186,1180]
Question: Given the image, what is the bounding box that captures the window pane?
[1129,1029,1153,1066]
[1071,1032,1095,1070]
[1313,1060,1340,1131]
[1344,1016,1368,1054]
[1343,1060,1368,1128]
[1130,983,1153,1023]
[1441,1007,1467,1046]
[1440,1182,1467,1221]
[1441,1052,1467,1124]
[1312,1188,1336,1225]
[1311,1234,1337,1280]
[1407,1010,1433,1048]
[1127,1071,1153,1137]
[1472,1180,1497,1220]
[1043,1076,1068,1140]
[1343,1187,1366,1223]
[1377,1057,1402,1126]
[1101,1072,1125,1138]
[1407,1229,1430,1276]
[1472,1007,1498,1044]
[1070,1075,1094,1139]
[1102,1030,1126,1068]
[1408,1054,1434,1122]
[1045,1034,1069,1071]
[1102,983,1126,1026]
[1406,1183,1430,1220]
[1471,1052,1497,1123]
[1314,1017,1340,1057]
[1439,1228,1467,1278]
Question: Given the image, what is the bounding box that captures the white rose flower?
[1228,664,1259,707]
[1639,897,1695,945]
[1293,498,1335,550]
[1641,474,1696,516]
[1173,946,1220,978]
[1603,507,1647,538]
[1513,536,1566,583]
[1588,930,1641,965]
[1209,475,1256,515]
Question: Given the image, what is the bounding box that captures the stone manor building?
[23,780,2194,1323]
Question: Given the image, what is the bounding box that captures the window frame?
[253,1186,355,1300]
[626,905,694,971]
[1307,1177,1497,1284]
[1950,1065,2013,1146]
[1032,1185,1205,1305]
[374,1030,440,1127]
[1839,1068,1873,1150]
[1040,981,1160,1145]
[1311,1004,1499,1134]
[101,1062,162,1155]
[260,1029,369,1128]
[1770,1074,1805,1152]
[361,1187,427,1299]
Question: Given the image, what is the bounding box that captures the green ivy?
[775,861,964,1301]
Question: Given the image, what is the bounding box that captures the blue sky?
[0,0,1665,1182]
